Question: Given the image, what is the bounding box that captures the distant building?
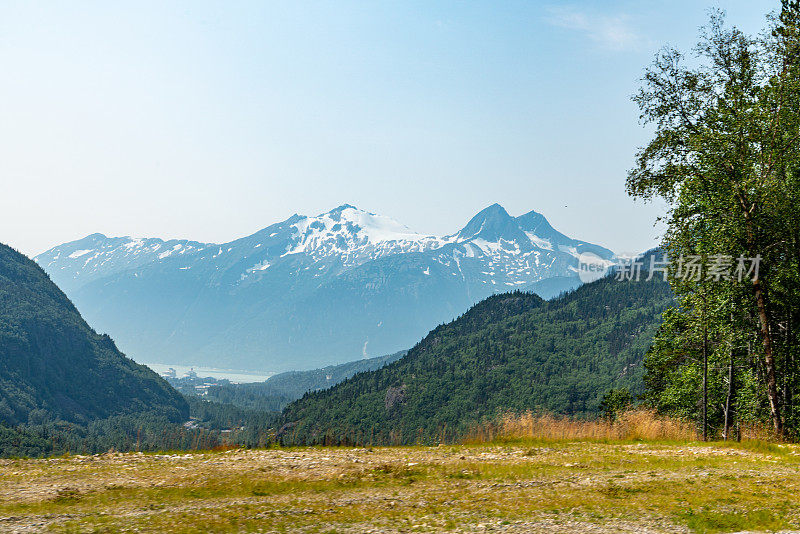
[194,384,211,396]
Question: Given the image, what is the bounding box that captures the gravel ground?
[1,442,799,533]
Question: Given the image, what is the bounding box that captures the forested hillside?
[281,273,673,444]
[0,243,188,426]
[188,350,408,412]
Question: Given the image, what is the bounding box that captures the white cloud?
[545,6,645,52]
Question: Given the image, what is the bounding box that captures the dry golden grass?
[737,419,782,441]
[466,408,697,443]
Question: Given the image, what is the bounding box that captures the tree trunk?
[703,318,708,442]
[742,208,783,435]
[723,341,734,441]
[753,277,783,434]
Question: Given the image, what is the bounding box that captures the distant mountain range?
[36,204,615,372]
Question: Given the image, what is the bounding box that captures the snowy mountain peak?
[327,203,358,213]
[516,210,563,240]
[467,203,512,224]
[34,234,211,293]
[455,203,523,243]
[280,205,445,264]
[36,203,615,296]
[316,205,425,242]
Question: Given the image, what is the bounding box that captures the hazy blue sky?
[1,1,777,256]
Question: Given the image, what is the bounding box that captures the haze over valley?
[36,203,614,372]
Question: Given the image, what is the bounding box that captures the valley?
[34,204,612,371]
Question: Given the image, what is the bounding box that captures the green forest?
[0,243,188,427]
[281,271,673,445]
[629,1,800,439]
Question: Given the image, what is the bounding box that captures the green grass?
[681,508,785,533]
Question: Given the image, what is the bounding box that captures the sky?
[0,0,779,257]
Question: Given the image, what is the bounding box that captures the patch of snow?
[123,238,144,250]
[247,260,271,273]
[471,238,503,255]
[558,244,579,257]
[525,232,553,250]
[159,244,183,259]
[68,249,92,259]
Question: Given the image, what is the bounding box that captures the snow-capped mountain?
[37,233,212,293]
[36,204,614,372]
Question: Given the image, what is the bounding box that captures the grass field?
[1,440,799,533]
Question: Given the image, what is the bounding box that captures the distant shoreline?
[141,362,273,384]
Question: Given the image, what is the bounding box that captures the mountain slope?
[0,244,188,426]
[189,350,408,412]
[36,204,614,371]
[280,274,673,445]
[244,350,408,401]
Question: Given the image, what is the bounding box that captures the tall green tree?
[629,2,800,435]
